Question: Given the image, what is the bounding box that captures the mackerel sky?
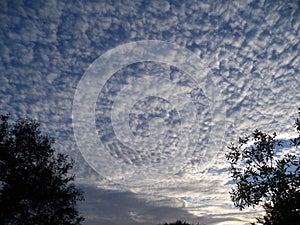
[0,1,299,224]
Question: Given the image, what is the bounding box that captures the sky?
[0,0,300,224]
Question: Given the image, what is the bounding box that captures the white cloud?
[0,0,299,224]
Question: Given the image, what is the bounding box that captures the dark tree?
[158,220,194,225]
[0,114,84,225]
[226,108,300,225]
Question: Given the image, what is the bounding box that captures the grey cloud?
[0,0,299,224]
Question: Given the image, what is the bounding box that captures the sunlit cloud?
[0,0,299,224]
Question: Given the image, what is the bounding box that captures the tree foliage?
[226,108,300,225]
[158,220,195,225]
[0,114,84,225]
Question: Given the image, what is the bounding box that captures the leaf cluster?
[0,115,84,225]
[158,220,198,225]
[226,108,300,224]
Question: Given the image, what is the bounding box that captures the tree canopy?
[226,108,300,225]
[0,114,84,225]
[158,220,194,225]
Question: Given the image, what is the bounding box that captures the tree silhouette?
[0,114,84,225]
[226,108,300,225]
[158,220,195,225]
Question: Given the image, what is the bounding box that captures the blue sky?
[0,0,299,224]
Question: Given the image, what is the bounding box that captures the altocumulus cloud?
[0,0,299,224]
